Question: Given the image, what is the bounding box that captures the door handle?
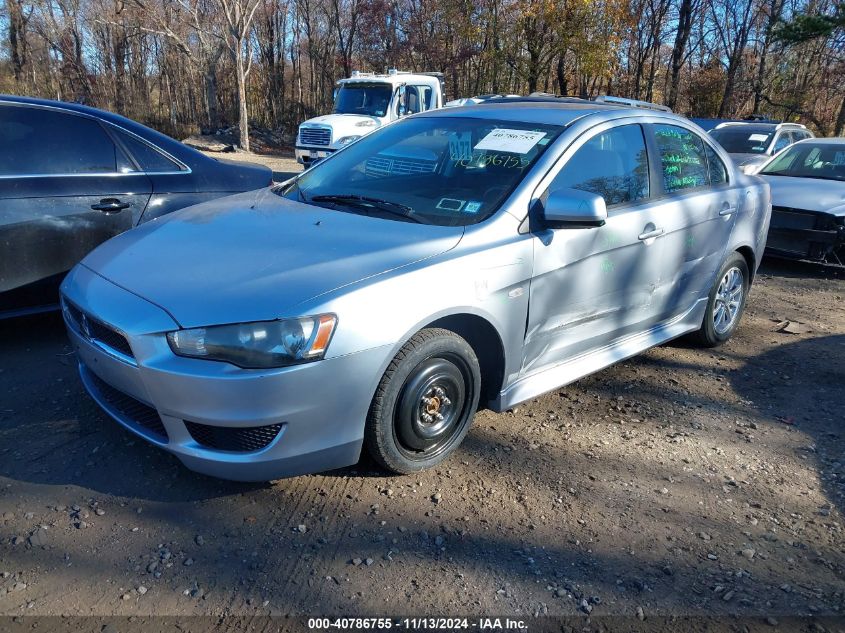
[638,227,664,241]
[91,198,130,214]
[719,203,737,216]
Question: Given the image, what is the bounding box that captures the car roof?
[792,137,844,145]
[416,100,661,126]
[1,94,151,130]
[713,121,803,132]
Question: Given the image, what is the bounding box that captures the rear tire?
[691,252,749,347]
[365,328,481,474]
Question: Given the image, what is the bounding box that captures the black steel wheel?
[365,328,481,474]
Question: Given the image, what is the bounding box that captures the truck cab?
[295,70,444,167]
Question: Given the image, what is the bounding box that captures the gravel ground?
[0,250,843,627]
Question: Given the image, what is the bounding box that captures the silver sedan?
[60,100,771,480]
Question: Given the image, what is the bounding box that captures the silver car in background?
[60,100,771,481]
[758,138,845,264]
[709,121,813,174]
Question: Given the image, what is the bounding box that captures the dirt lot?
[0,255,843,629]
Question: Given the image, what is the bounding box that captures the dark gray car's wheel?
[365,328,481,474]
[691,252,749,347]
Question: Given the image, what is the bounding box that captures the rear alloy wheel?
[365,328,481,474]
[692,252,749,347]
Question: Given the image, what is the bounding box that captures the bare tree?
[218,0,262,150]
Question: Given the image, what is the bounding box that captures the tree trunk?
[753,0,785,113]
[205,68,220,130]
[835,95,845,137]
[8,0,28,83]
[556,53,567,95]
[667,0,693,111]
[235,37,250,151]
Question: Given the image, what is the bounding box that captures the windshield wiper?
[309,194,426,223]
[763,172,841,181]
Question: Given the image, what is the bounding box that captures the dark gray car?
[0,96,272,317]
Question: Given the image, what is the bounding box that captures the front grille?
[365,156,437,177]
[185,421,283,453]
[64,301,134,359]
[769,206,844,262]
[771,206,819,231]
[299,127,331,146]
[86,370,168,441]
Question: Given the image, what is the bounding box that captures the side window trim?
[101,122,143,173]
[104,123,190,175]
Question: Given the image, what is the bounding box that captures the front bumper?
[295,146,336,166]
[766,206,845,264]
[60,265,387,481]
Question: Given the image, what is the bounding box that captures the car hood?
[762,175,845,216]
[82,189,464,329]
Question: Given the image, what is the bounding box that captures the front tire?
[691,252,749,347]
[365,328,481,474]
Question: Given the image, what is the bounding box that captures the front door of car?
[522,123,666,376]
[0,104,152,298]
[642,123,740,322]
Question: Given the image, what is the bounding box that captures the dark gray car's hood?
[82,189,464,328]
[762,175,845,216]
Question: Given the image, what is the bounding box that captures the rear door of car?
[0,104,152,294]
[641,122,740,322]
[103,126,209,224]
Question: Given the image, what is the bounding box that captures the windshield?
[761,142,845,181]
[710,128,774,154]
[279,116,563,226]
[334,83,393,117]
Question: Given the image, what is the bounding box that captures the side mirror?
[541,187,607,228]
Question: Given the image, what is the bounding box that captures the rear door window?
[0,105,127,176]
[651,124,710,193]
[550,124,650,206]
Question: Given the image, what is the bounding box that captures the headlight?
[167,315,337,369]
[336,135,362,146]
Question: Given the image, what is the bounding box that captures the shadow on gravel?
[1,312,844,617]
[728,333,845,517]
[0,312,266,502]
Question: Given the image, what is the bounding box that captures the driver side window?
[549,124,650,207]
